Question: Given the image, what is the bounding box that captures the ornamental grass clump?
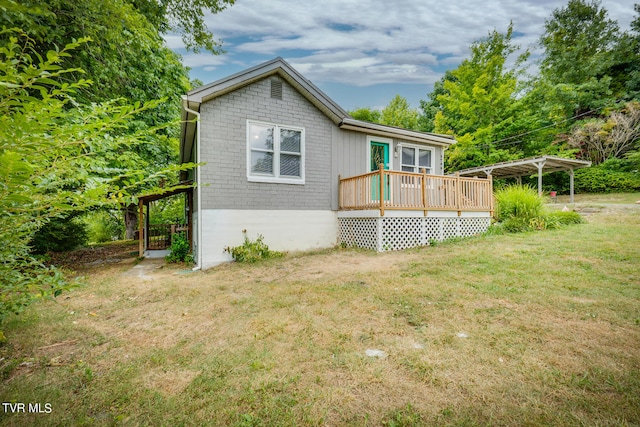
[493,185,585,233]
[495,185,545,232]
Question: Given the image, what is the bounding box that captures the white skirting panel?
[199,210,337,269]
[338,212,491,252]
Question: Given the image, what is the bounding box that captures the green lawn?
[1,205,639,426]
[554,191,640,205]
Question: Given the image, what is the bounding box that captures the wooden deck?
[339,165,494,215]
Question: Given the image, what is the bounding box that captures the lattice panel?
[338,218,378,250]
[459,217,491,237]
[424,217,443,242]
[380,217,423,251]
[442,218,459,240]
[339,215,491,252]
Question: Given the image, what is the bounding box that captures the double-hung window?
[247,120,305,184]
[400,145,433,174]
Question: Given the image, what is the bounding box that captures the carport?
[454,155,591,203]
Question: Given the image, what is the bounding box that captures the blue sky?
[166,0,634,112]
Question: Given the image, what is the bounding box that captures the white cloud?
[163,34,185,50]
[180,53,229,69]
[191,0,635,86]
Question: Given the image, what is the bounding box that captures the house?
[143,57,493,269]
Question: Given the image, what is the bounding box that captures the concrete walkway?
[122,258,166,281]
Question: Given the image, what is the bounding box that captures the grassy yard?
[1,206,639,426]
[554,191,640,205]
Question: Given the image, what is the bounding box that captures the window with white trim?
[247,120,304,184]
[400,145,433,174]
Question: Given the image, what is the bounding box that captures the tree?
[349,107,382,123]
[381,95,420,130]
[537,0,624,120]
[433,23,528,171]
[613,4,640,101]
[131,0,235,53]
[0,31,193,326]
[350,96,420,130]
[1,0,233,238]
[2,0,234,55]
[419,70,455,132]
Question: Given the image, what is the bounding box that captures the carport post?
[535,161,545,195]
[569,168,575,203]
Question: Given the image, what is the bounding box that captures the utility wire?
[452,107,604,152]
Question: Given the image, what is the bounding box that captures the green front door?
[370,141,390,201]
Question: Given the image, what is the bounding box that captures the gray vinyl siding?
[330,130,445,209]
[333,130,445,177]
[198,76,334,210]
[334,128,368,178]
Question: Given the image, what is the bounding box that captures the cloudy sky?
[167,0,635,111]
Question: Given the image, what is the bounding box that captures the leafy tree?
[434,23,528,171]
[131,0,235,53]
[381,95,420,130]
[540,0,620,85]
[0,31,193,327]
[349,96,420,130]
[537,0,625,120]
[349,107,382,123]
[419,70,455,132]
[613,4,640,101]
[1,0,232,238]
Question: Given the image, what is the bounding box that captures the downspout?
[183,102,202,271]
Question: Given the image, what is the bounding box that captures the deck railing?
[339,165,493,215]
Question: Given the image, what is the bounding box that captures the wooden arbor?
[137,184,193,257]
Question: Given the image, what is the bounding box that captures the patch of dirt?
[138,368,201,396]
[46,241,139,269]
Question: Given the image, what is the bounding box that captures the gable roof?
[184,57,349,124]
[180,57,455,164]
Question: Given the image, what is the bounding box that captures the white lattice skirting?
[338,215,491,252]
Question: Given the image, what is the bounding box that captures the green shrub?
[84,210,124,244]
[30,213,88,254]
[545,210,584,226]
[573,166,640,193]
[224,232,284,263]
[495,185,544,223]
[165,233,193,264]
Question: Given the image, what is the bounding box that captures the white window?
[400,145,433,174]
[247,120,305,184]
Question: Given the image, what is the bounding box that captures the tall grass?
[494,184,583,232]
[495,184,544,222]
[494,185,545,232]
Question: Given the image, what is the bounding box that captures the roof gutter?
[339,118,456,147]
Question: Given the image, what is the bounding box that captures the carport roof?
[454,155,591,179]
